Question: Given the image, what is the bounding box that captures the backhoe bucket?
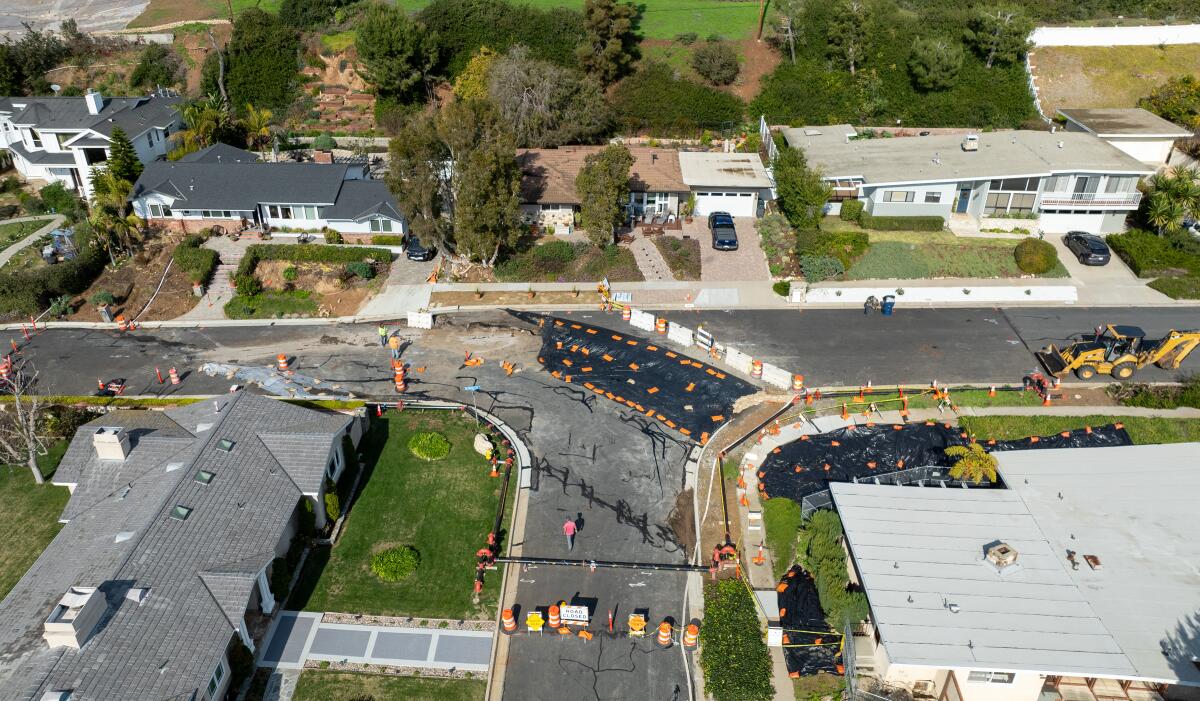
[1036,347,1070,376]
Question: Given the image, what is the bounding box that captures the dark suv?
[405,235,435,262]
[1063,231,1110,266]
[708,212,738,251]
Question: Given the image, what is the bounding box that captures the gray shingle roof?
[7,142,77,166]
[1,94,180,138]
[180,143,261,164]
[0,393,352,701]
[131,162,351,210]
[322,179,403,222]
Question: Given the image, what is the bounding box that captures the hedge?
[172,234,219,284]
[859,214,945,231]
[1013,237,1058,274]
[611,62,744,136]
[371,235,405,246]
[804,511,869,629]
[236,243,393,277]
[839,199,864,222]
[700,579,774,701]
[1106,229,1200,277]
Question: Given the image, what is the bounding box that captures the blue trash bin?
[881,294,896,316]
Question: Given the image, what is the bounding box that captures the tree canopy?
[773,148,831,231]
[488,46,611,148]
[692,41,740,86]
[908,37,964,92]
[129,43,183,90]
[575,144,634,247]
[453,46,498,101]
[963,6,1033,69]
[419,0,586,77]
[280,0,351,28]
[611,62,744,136]
[576,0,639,86]
[224,9,301,114]
[357,2,440,106]
[105,126,142,185]
[1139,75,1200,131]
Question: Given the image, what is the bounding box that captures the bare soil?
[67,231,200,321]
[732,38,780,103]
[178,26,232,95]
[429,290,600,308]
[1031,44,1200,116]
[256,259,383,317]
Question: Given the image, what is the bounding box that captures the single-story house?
[128,161,406,240]
[0,392,356,701]
[829,442,1200,701]
[517,146,690,231]
[179,142,260,164]
[1057,107,1193,169]
[781,124,1154,234]
[678,151,773,218]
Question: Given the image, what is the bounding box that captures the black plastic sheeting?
[777,565,841,676]
[524,312,756,442]
[760,421,1132,502]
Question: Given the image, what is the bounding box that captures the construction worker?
[377,324,388,346]
[388,334,401,359]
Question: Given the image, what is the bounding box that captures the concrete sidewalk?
[260,611,493,673]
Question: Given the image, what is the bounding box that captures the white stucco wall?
[1101,138,1175,167]
[864,182,956,218]
[1031,24,1200,47]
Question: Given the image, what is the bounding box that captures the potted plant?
[527,286,536,299]
[89,291,115,322]
[475,287,484,300]
[683,193,696,223]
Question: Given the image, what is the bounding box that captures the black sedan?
[1063,231,1110,266]
[405,235,436,262]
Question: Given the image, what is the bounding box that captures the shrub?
[700,579,774,701]
[611,62,744,136]
[1013,237,1058,274]
[88,290,115,306]
[234,273,263,296]
[0,204,18,219]
[172,237,219,284]
[1106,229,1200,277]
[1114,375,1200,409]
[839,199,864,222]
[282,266,298,282]
[324,491,340,523]
[0,223,106,317]
[324,229,343,244]
[675,32,698,45]
[534,239,576,262]
[370,545,420,582]
[762,497,803,579]
[800,255,844,282]
[0,176,20,193]
[771,280,791,298]
[692,41,740,86]
[371,235,405,245]
[39,182,82,217]
[408,431,451,460]
[236,244,392,277]
[796,230,868,267]
[312,132,336,150]
[859,214,944,231]
[345,261,375,279]
[418,0,586,77]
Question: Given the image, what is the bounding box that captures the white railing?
[1039,192,1141,208]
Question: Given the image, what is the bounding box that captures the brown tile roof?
[517,146,687,205]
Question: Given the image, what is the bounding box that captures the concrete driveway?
[1048,233,1172,305]
[695,217,770,282]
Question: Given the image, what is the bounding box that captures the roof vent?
[92,427,130,461]
[960,135,979,152]
[44,586,105,649]
[1057,140,1064,149]
[124,587,150,605]
[984,542,1019,573]
[84,90,103,116]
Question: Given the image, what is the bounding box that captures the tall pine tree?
[106,126,142,185]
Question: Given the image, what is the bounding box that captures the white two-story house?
[781,125,1155,234]
[128,159,406,241]
[0,89,182,199]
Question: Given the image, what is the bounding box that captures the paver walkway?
[0,214,65,268]
[179,237,245,321]
[260,612,493,672]
[629,236,675,281]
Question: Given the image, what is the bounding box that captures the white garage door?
[693,190,757,217]
[1038,212,1106,234]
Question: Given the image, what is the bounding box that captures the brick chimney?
[313,150,333,164]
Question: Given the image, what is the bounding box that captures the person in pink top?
[562,517,577,551]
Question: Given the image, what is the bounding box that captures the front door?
[956,187,971,213]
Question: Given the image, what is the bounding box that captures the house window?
[56,133,70,149]
[924,192,942,203]
[147,132,155,146]
[201,210,233,219]
[985,192,1035,215]
[148,204,174,218]
[1104,176,1136,193]
[966,671,1014,684]
[268,205,292,219]
[885,190,914,203]
[989,177,1039,192]
[370,218,393,232]
[205,659,225,699]
[1044,175,1067,192]
[29,130,42,148]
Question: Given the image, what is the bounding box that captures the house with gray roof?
[180,143,261,164]
[1056,107,1193,168]
[0,90,182,199]
[781,124,1155,234]
[128,160,406,240]
[0,392,354,701]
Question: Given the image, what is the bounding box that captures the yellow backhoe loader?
[1035,324,1200,380]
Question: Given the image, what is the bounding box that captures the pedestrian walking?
[563,517,577,551]
[377,324,388,346]
[388,335,401,359]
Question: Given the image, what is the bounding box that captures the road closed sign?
[561,605,590,624]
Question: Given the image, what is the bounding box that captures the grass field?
[0,443,70,600]
[959,415,1200,445]
[842,229,1069,280]
[0,218,55,254]
[129,0,282,28]
[289,411,506,619]
[292,671,485,701]
[1032,44,1200,117]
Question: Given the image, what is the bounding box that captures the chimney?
[313,150,333,164]
[43,586,105,649]
[84,90,103,116]
[984,542,1019,572]
[92,427,130,461]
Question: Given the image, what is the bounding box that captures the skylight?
[169,505,192,521]
[194,470,215,485]
[217,439,234,452]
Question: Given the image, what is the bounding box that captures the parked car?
[1063,231,1111,266]
[405,235,435,262]
[708,212,738,251]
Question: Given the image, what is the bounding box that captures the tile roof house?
[0,90,182,199]
[128,161,406,240]
[0,393,354,701]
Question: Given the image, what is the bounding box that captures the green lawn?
[292,671,485,701]
[289,411,506,619]
[0,442,70,599]
[959,415,1200,445]
[320,31,356,52]
[842,230,1069,280]
[224,290,318,319]
[0,217,55,253]
[392,0,765,39]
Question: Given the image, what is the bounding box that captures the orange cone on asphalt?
[548,605,561,628]
[169,367,181,385]
[657,621,672,647]
[276,354,289,372]
[683,624,698,648]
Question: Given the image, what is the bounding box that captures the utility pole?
[756,0,767,41]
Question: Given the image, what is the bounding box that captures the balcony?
[1038,191,1142,209]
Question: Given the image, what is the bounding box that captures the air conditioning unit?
[961,135,979,152]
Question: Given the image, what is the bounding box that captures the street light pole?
[463,385,481,427]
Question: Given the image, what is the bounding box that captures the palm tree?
[241,103,273,153]
[88,170,142,261]
[945,443,998,484]
[1145,191,1185,234]
[171,95,236,158]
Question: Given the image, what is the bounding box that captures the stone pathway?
[260,611,493,672]
[179,237,246,321]
[629,237,675,281]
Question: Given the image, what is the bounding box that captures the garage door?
[693,191,757,217]
[1038,212,1106,234]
